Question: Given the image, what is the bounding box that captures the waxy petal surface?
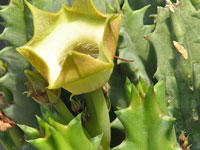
[17,0,121,94]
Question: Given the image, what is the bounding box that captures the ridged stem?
[84,88,110,150]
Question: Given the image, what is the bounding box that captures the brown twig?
[114,56,134,62]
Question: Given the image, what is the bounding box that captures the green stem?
[48,91,91,138]
[8,126,24,147]
[53,99,91,138]
[53,99,74,124]
[84,88,110,150]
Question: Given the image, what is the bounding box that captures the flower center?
[73,41,99,58]
[58,41,99,67]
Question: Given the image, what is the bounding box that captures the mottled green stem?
[85,88,110,150]
[53,99,74,124]
[8,126,24,147]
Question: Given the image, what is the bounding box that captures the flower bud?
[25,70,60,104]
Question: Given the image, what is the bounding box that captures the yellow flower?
[17,0,121,94]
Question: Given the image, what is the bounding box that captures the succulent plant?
[0,0,40,128]
[2,0,200,150]
[113,79,180,150]
[19,107,102,150]
[146,0,200,149]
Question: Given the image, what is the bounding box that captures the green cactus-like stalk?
[146,0,200,149]
[108,0,156,110]
[112,79,180,150]
[0,0,40,127]
[19,108,102,150]
[117,0,155,85]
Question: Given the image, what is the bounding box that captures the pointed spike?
[35,115,45,137]
[28,137,55,150]
[122,0,132,12]
[124,77,132,104]
[18,124,40,139]
[154,80,169,115]
[130,84,142,109]
[91,134,103,149]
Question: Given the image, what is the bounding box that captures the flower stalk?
[47,90,74,123]
[84,88,110,150]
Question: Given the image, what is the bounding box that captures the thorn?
[166,0,175,13]
[149,14,157,19]
[143,35,147,39]
[168,6,175,13]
